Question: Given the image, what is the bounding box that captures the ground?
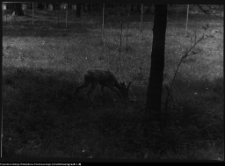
[2,9,223,159]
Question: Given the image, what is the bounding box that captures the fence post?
[32,3,34,25]
[66,3,68,28]
[140,4,143,37]
[185,4,189,36]
[102,3,105,30]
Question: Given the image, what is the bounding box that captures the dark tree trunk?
[37,3,44,10]
[82,4,86,13]
[146,5,167,123]
[14,3,24,16]
[53,3,60,11]
[68,3,72,10]
[130,4,134,14]
[6,3,12,10]
[76,4,81,17]
[105,4,110,8]
[25,3,31,10]
[87,4,91,13]
[45,3,49,10]
[28,3,32,10]
[108,4,115,15]
[136,4,141,13]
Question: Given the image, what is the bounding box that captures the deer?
[73,69,132,102]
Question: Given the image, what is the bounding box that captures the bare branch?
[163,34,206,111]
[196,4,223,19]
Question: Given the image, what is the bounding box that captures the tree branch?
[196,4,223,19]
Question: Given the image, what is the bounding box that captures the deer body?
[74,69,132,101]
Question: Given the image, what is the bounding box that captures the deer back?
[85,70,119,87]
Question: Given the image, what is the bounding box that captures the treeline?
[3,3,223,18]
[5,3,154,12]
[3,3,154,18]
[4,3,185,16]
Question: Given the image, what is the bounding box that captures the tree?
[136,4,141,13]
[76,4,81,17]
[87,4,91,13]
[6,3,14,10]
[68,3,72,10]
[82,4,86,13]
[52,3,60,11]
[130,4,134,13]
[14,3,24,16]
[145,5,167,124]
[37,3,44,10]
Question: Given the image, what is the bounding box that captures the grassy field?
[2,10,223,159]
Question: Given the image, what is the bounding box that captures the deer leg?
[74,81,90,97]
[87,82,98,102]
[101,85,105,97]
[100,85,106,103]
[107,86,121,98]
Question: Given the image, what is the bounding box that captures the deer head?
[118,81,132,100]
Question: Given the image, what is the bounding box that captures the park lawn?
[2,10,223,159]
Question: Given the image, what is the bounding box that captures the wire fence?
[3,7,156,53]
[2,3,155,32]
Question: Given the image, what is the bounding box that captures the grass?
[2,9,224,160]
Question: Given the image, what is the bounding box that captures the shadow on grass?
[3,66,146,158]
[3,66,223,158]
